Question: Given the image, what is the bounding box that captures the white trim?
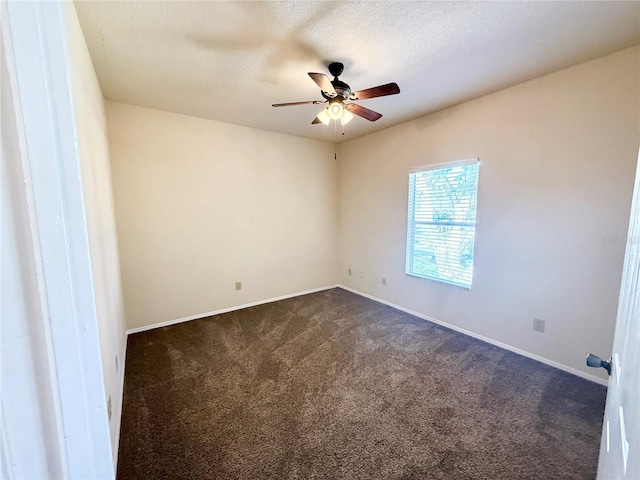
[410,157,479,173]
[124,281,607,386]
[5,1,114,477]
[112,340,127,467]
[126,285,339,335]
[1,404,14,479]
[2,8,63,477]
[338,285,608,387]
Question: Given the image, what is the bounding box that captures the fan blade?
[351,82,400,100]
[308,73,337,96]
[272,100,322,107]
[311,117,322,125]
[345,103,382,122]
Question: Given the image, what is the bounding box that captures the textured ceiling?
[75,1,640,144]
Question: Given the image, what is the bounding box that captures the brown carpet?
[117,288,606,479]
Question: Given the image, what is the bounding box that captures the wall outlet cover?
[533,318,545,333]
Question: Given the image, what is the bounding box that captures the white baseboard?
[337,285,608,387]
[124,283,607,387]
[126,285,339,335]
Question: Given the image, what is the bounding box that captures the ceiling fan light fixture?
[341,109,354,126]
[327,101,344,120]
[316,108,331,125]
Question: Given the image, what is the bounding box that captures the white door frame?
[2,1,113,478]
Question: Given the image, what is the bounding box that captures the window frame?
[405,158,480,290]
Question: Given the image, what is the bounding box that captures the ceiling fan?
[272,62,400,126]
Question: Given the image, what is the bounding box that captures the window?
[405,159,479,289]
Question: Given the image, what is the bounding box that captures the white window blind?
[406,159,479,289]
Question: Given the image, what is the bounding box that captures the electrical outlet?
[533,318,545,333]
[382,277,387,285]
[359,271,364,279]
[107,395,112,421]
[348,268,352,276]
[235,281,242,291]
[115,355,118,373]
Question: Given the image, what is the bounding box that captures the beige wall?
[106,46,637,383]
[64,3,127,464]
[106,102,338,330]
[337,46,639,382]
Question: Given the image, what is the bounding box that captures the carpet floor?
[117,288,606,479]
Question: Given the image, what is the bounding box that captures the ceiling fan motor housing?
[320,79,351,101]
[332,80,351,100]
